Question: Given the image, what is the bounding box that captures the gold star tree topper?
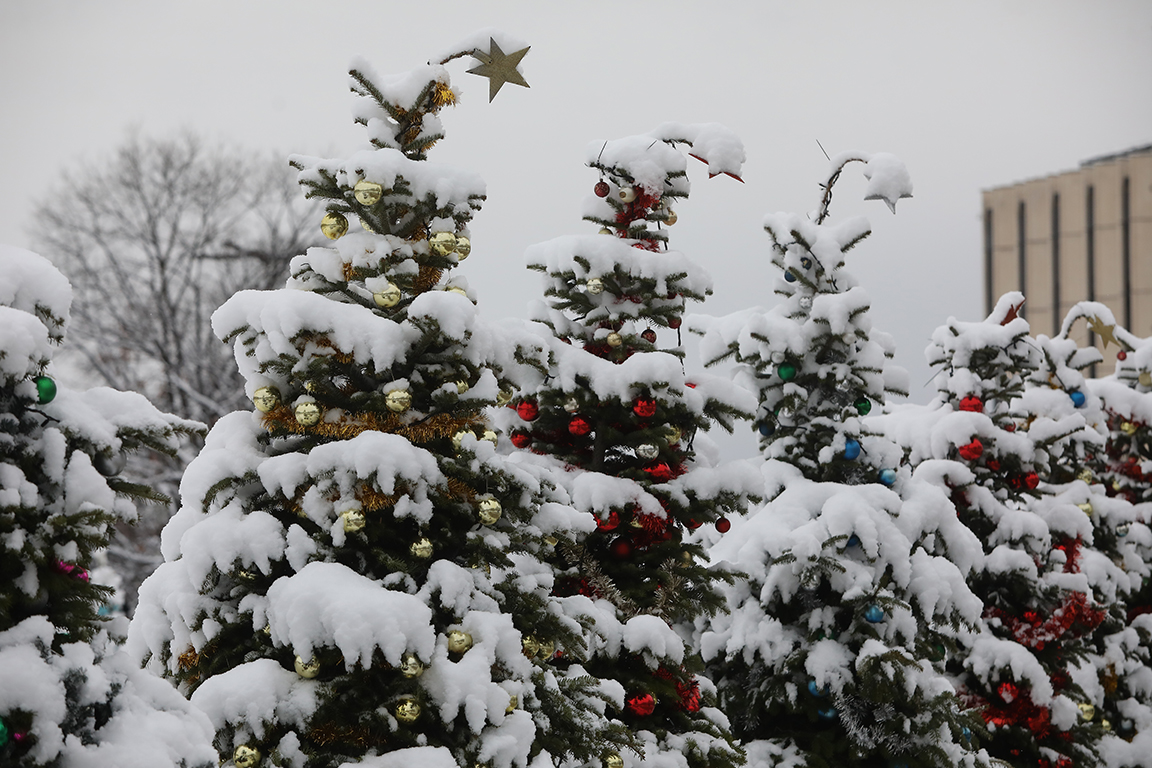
[1087,315,1119,348]
[468,37,530,102]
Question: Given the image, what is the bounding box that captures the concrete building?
[983,144,1152,374]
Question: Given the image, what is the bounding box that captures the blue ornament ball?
[847,534,860,548]
[878,468,897,486]
[961,726,973,744]
[784,270,796,283]
[864,604,885,623]
[843,439,861,460]
[800,256,812,269]
[807,679,829,698]
[758,420,774,437]
[817,706,838,720]
[1070,390,1086,408]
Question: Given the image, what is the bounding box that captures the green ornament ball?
[854,396,872,415]
[0,716,8,747]
[35,375,57,403]
[777,363,797,382]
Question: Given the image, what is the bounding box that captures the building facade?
[983,145,1152,374]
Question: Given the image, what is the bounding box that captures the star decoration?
[468,38,530,102]
[1000,298,1025,326]
[1087,316,1118,348]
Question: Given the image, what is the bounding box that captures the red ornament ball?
[1118,350,1128,361]
[633,398,657,418]
[668,317,682,330]
[1025,472,1040,489]
[596,510,621,531]
[594,180,610,198]
[516,401,539,421]
[958,438,984,461]
[626,693,656,716]
[641,329,657,343]
[987,459,1001,472]
[715,516,732,533]
[569,416,592,436]
[959,395,984,413]
[510,430,533,449]
[609,537,633,559]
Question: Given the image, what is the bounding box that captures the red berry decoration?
[959,395,983,413]
[715,516,732,533]
[633,398,657,418]
[609,537,633,559]
[641,328,657,343]
[958,438,984,461]
[626,693,656,716]
[594,180,610,198]
[998,681,1018,703]
[516,400,539,421]
[596,510,621,531]
[510,430,533,449]
[569,416,592,436]
[986,459,1001,472]
[1118,350,1128,361]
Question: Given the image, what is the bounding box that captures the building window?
[1051,192,1061,335]
[1122,176,1131,329]
[984,208,994,316]
[1017,200,1027,317]
[1087,185,1096,374]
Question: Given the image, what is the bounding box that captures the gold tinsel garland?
[308,722,383,749]
[415,264,443,294]
[262,406,481,447]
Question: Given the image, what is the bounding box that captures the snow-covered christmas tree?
[508,125,762,768]
[0,244,215,767]
[697,153,995,768]
[880,294,1125,768]
[128,36,633,768]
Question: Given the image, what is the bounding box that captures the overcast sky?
[2,1,1149,456]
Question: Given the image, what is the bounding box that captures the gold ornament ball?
[373,283,402,308]
[599,227,613,235]
[294,401,322,427]
[665,209,678,225]
[447,630,473,654]
[341,509,366,533]
[606,332,623,348]
[544,535,559,547]
[252,386,281,413]
[353,179,384,206]
[586,277,604,295]
[506,694,518,714]
[453,430,472,450]
[454,235,472,260]
[1122,421,1138,435]
[1078,468,1094,483]
[482,430,499,445]
[234,745,261,768]
[496,389,514,406]
[478,498,503,525]
[1102,719,1112,732]
[1077,502,1093,516]
[666,426,682,445]
[320,212,349,240]
[399,652,425,678]
[410,537,433,559]
[395,697,421,723]
[455,380,470,394]
[360,216,376,233]
[294,655,321,679]
[386,389,412,413]
[1141,372,1152,387]
[1078,702,1096,721]
[605,754,624,768]
[522,635,540,656]
[445,285,469,298]
[618,186,637,203]
[537,639,555,659]
[430,231,458,257]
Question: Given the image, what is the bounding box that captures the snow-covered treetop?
[0,244,71,348]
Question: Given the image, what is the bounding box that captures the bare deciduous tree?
[32,132,322,612]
